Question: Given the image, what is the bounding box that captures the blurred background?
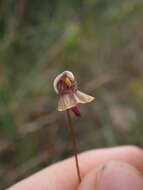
[0,0,143,189]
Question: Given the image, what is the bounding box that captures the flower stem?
[66,109,81,183]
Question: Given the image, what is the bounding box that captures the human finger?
[7,146,143,190]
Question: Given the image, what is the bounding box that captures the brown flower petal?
[58,90,94,111]
[58,93,77,111]
[74,90,95,104]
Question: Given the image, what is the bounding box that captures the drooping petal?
[58,90,94,111]
[58,93,77,111]
[73,90,94,104]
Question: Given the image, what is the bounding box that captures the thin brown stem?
[66,109,81,183]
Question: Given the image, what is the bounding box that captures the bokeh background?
[0,0,143,189]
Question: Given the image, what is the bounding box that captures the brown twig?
[66,109,81,183]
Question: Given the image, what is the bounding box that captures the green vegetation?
[0,0,143,188]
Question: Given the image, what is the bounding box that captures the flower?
[53,71,94,116]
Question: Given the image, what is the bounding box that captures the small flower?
[53,71,94,116]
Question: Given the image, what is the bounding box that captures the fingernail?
[78,161,143,190]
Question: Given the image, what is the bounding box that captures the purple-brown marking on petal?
[57,77,77,95]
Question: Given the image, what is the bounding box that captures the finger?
[7,146,143,190]
[78,161,143,190]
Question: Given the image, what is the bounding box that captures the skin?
[7,146,143,190]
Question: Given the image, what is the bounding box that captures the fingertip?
[78,161,143,190]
